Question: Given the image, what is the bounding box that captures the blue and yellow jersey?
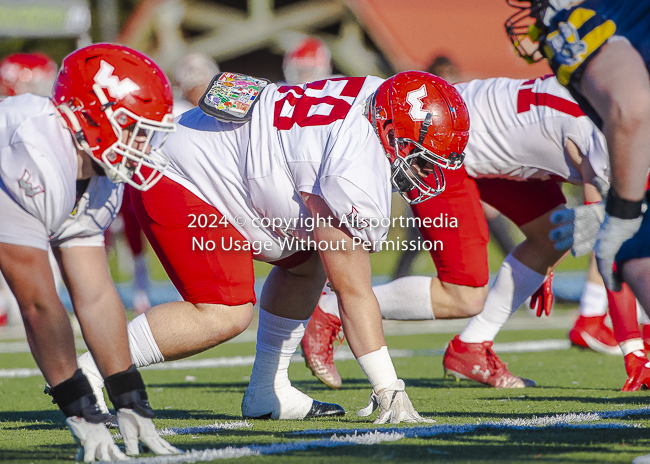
[540,0,650,126]
[543,0,650,86]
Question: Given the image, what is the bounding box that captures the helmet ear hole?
[81,112,100,128]
[387,129,395,146]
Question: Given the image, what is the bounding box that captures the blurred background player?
[282,36,332,85]
[172,52,220,117]
[0,52,58,328]
[0,52,58,97]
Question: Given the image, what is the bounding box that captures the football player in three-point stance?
[303,74,648,391]
[78,71,468,423]
[0,44,179,461]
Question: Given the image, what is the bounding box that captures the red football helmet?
[283,37,332,85]
[367,71,469,203]
[52,43,175,191]
[0,52,58,97]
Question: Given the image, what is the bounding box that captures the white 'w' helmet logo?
[406,84,429,121]
[94,60,140,99]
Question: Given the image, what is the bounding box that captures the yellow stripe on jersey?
[544,8,616,85]
[556,19,616,85]
[566,7,595,30]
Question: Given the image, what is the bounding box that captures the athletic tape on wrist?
[104,364,154,418]
[605,189,643,219]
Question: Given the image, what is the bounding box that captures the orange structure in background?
[349,0,550,79]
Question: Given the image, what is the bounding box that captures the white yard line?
[0,339,570,378]
[100,407,649,464]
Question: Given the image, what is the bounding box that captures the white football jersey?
[455,75,609,183]
[50,177,123,248]
[0,94,121,250]
[162,76,391,261]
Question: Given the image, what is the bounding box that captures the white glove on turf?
[356,379,435,424]
[65,416,127,462]
[117,408,182,456]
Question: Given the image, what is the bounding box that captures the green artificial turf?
[2,329,650,463]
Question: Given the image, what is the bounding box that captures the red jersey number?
[274,77,366,131]
[517,75,584,117]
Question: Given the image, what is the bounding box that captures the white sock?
[318,276,434,321]
[357,346,398,392]
[579,281,608,317]
[638,300,650,325]
[621,339,645,356]
[248,308,308,390]
[373,276,434,320]
[127,314,164,367]
[460,254,545,343]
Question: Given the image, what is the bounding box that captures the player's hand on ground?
[356,379,435,424]
[594,214,643,291]
[530,271,554,317]
[550,203,605,257]
[116,408,182,456]
[65,416,127,462]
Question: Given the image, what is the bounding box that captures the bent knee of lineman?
[439,281,489,318]
[196,302,254,341]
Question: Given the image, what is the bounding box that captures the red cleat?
[301,303,345,389]
[568,315,621,355]
[622,350,650,392]
[443,335,536,388]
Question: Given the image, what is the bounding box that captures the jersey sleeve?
[319,174,390,251]
[318,129,392,252]
[0,141,74,237]
[50,177,123,248]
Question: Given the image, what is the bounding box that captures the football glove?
[116,408,181,456]
[550,202,606,257]
[66,416,127,462]
[530,271,554,317]
[549,177,609,257]
[356,379,435,424]
[594,213,643,292]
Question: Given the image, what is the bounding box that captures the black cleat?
[243,412,272,420]
[305,400,345,418]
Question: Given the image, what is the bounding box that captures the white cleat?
[634,454,650,464]
[241,384,344,420]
